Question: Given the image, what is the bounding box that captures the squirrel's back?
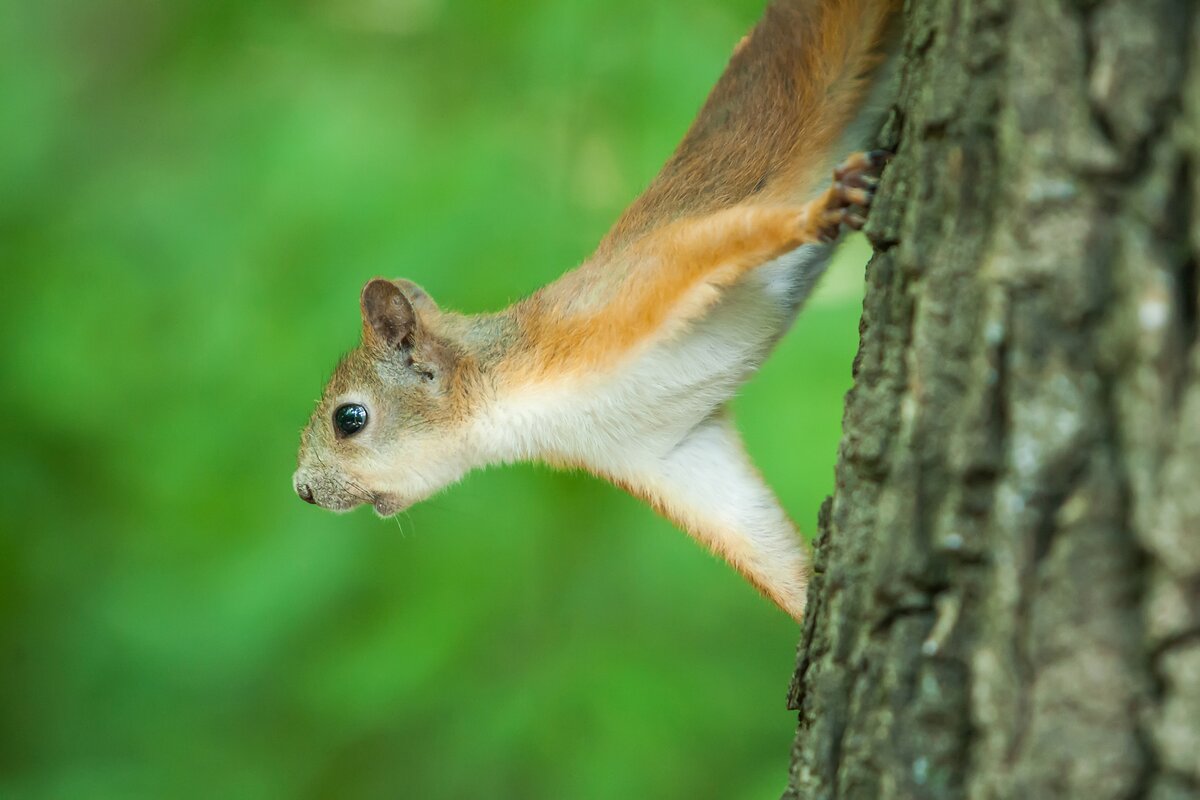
[596,0,900,259]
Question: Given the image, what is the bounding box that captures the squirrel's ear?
[393,279,438,312]
[361,278,417,350]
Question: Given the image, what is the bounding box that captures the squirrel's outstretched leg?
[522,151,891,374]
[610,409,809,620]
[634,148,891,297]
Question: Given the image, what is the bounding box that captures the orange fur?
[518,200,849,376]
[508,0,900,385]
[297,0,903,621]
[600,0,896,245]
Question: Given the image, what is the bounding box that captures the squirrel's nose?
[296,483,317,504]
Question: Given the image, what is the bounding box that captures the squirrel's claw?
[814,149,893,240]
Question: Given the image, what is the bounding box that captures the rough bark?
[784,0,1200,798]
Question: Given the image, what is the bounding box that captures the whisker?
[346,476,375,501]
[312,452,376,506]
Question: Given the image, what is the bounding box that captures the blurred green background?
[1,0,870,797]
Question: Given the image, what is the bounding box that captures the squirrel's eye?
[333,403,368,437]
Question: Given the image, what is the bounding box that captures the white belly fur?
[483,242,833,472]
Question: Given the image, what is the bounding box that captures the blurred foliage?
[0,0,869,797]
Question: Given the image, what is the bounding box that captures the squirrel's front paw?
[816,149,892,242]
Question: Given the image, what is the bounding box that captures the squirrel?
[293,0,901,621]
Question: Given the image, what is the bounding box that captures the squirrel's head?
[293,278,477,516]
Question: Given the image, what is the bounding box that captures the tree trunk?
[783,0,1200,798]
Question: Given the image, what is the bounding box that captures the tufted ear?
[361,278,417,351]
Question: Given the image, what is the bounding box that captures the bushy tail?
[598,0,902,256]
